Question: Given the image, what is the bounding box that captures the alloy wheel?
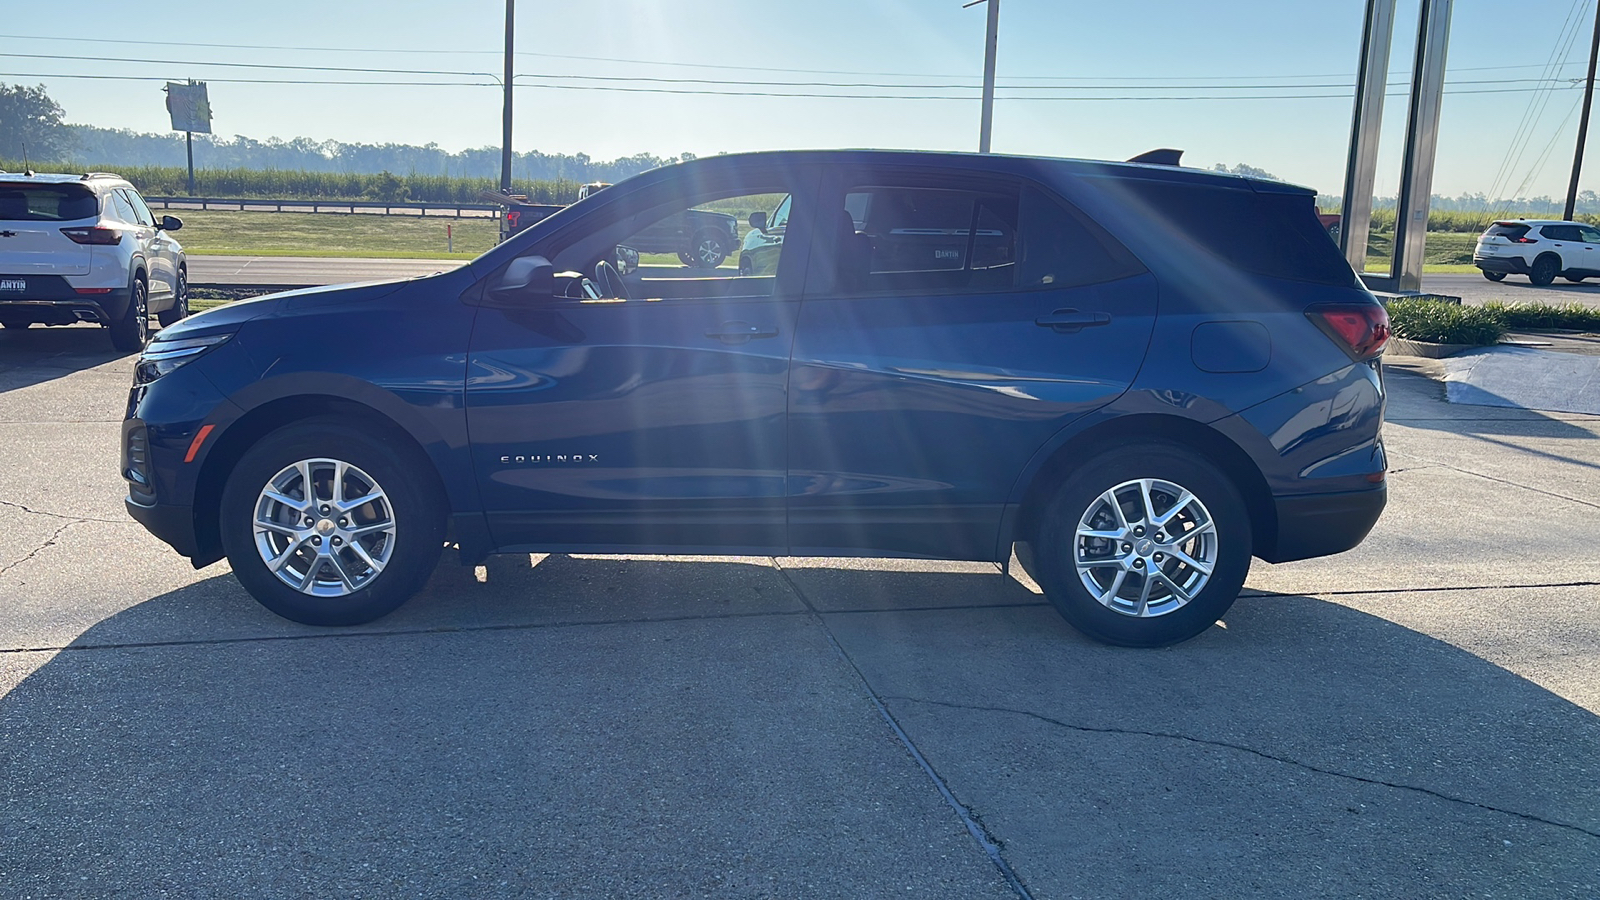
[252,458,397,597]
[1073,478,1218,617]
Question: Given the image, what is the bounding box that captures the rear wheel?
[219,417,445,626]
[1032,445,1252,647]
[688,228,729,268]
[1530,255,1559,286]
[108,276,149,352]
[157,267,188,328]
[1482,270,1506,282]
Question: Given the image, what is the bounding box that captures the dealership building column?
[1343,0,1453,295]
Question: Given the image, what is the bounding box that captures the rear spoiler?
[1127,148,1183,167]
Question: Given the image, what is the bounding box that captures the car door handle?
[1036,309,1112,332]
[706,321,779,344]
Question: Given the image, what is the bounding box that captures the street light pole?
[500,0,515,193]
[965,0,1000,153]
[1564,1,1600,222]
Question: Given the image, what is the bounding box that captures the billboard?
[165,82,212,134]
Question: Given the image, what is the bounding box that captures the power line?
[0,70,1581,101]
[0,51,1579,94]
[0,31,1593,83]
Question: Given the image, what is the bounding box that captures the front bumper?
[1474,255,1530,275]
[1260,485,1387,563]
[125,496,201,559]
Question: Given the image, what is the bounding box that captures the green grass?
[170,209,496,259]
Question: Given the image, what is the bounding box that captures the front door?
[787,167,1157,559]
[466,169,817,553]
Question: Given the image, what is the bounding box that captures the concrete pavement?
[1,326,1597,898]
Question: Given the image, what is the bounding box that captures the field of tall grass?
[0,159,583,204]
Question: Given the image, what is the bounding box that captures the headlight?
[135,333,232,384]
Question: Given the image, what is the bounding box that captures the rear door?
[0,182,99,277]
[124,190,179,298]
[787,167,1156,559]
[1541,224,1585,271]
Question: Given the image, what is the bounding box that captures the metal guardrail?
[145,196,502,218]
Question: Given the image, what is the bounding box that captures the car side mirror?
[748,211,767,234]
[159,215,183,232]
[488,255,554,304]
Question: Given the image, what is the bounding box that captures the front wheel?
[108,276,149,352]
[1032,445,1252,647]
[158,268,188,327]
[219,417,445,625]
[1482,270,1507,282]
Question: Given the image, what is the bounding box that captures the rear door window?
[108,190,140,225]
[0,185,100,221]
[837,184,1018,293]
[123,190,157,226]
[1485,223,1531,240]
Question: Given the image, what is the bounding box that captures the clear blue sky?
[4,0,1598,199]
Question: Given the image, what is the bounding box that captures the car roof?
[657,148,1317,195]
[0,172,129,189]
[1495,219,1575,226]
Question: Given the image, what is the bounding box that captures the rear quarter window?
[0,185,100,221]
[1112,179,1355,286]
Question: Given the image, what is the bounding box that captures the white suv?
[1472,219,1600,286]
[0,172,187,350]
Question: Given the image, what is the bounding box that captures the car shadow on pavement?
[0,324,130,395]
[2,555,1597,897]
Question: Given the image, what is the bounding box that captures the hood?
[157,279,414,341]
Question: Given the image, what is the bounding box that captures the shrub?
[1386,298,1506,346]
[1480,301,1600,331]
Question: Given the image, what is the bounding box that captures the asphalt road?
[1423,272,1600,307]
[1,328,1598,898]
[188,255,463,287]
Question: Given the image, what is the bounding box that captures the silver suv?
[0,172,187,350]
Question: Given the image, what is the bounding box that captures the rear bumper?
[0,283,130,324]
[1260,484,1387,563]
[1474,255,1530,275]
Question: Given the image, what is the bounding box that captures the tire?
[688,228,729,268]
[1326,222,1341,244]
[157,267,188,328]
[1482,270,1506,282]
[1529,255,1559,286]
[676,250,695,267]
[108,275,149,352]
[738,256,753,276]
[219,417,445,626]
[1031,444,1252,647]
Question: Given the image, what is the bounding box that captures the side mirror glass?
[159,215,183,232]
[488,255,554,304]
[748,211,767,234]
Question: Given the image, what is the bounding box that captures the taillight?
[59,226,121,245]
[1307,302,1390,360]
[1509,236,1537,243]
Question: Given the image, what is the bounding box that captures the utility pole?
[501,0,515,193]
[965,0,1000,153]
[1564,1,1600,222]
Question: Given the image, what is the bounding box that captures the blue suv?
[122,150,1389,646]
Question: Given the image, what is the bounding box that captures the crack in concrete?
[888,696,1600,842]
[0,497,125,525]
[771,560,1036,900]
[1242,579,1600,598]
[1413,457,1600,512]
[0,520,78,577]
